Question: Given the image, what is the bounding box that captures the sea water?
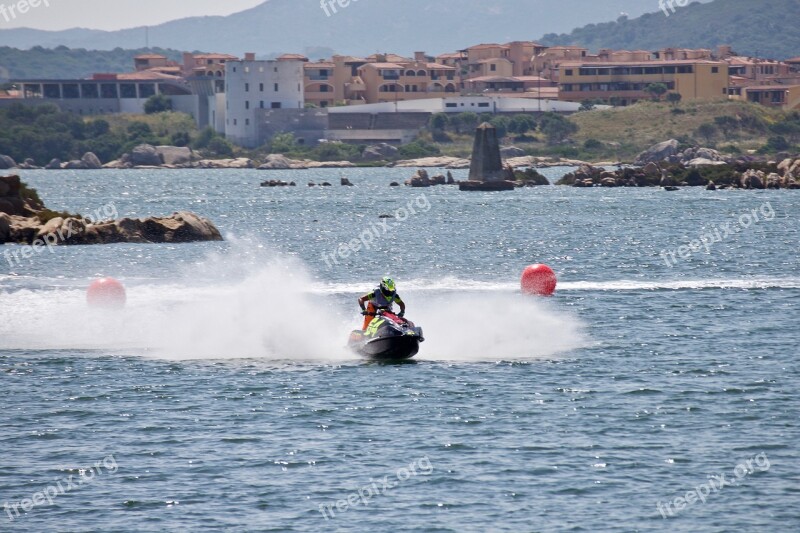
[1,168,798,531]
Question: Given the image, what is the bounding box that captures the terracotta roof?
[193,53,239,60]
[278,53,308,61]
[116,71,181,81]
[478,58,511,64]
[436,53,462,59]
[135,54,167,60]
[366,53,410,62]
[559,60,724,67]
[425,63,456,70]
[744,85,800,91]
[786,57,800,63]
[466,43,509,50]
[467,76,521,83]
[362,63,403,69]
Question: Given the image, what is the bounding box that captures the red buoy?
[87,277,126,309]
[521,264,557,296]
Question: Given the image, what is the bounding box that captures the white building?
[224,54,305,147]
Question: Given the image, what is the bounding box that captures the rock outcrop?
[130,144,163,167]
[393,156,470,168]
[81,152,103,169]
[0,175,222,246]
[258,154,294,170]
[157,146,193,166]
[195,158,254,169]
[634,139,681,166]
[0,155,17,170]
[362,143,399,161]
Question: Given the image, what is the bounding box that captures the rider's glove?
[398,311,405,318]
[361,310,369,316]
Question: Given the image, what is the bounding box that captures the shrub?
[144,94,173,114]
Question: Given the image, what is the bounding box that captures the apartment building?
[224,54,305,147]
[558,60,729,105]
[356,53,458,104]
[304,55,368,107]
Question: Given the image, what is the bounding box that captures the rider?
[358,277,406,330]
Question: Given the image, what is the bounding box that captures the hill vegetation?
[541,0,800,59]
[0,46,183,80]
[0,103,231,165]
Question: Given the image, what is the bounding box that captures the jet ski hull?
[348,312,424,362]
[349,331,421,361]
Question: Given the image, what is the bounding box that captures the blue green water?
[1,168,799,531]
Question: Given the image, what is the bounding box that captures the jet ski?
[348,309,424,362]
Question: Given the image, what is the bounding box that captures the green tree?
[489,116,511,139]
[645,83,668,101]
[666,92,683,107]
[539,113,579,144]
[696,123,718,144]
[459,112,479,133]
[192,127,217,150]
[170,131,191,147]
[206,137,234,158]
[579,100,597,111]
[429,113,449,132]
[268,132,297,154]
[144,94,173,114]
[508,114,537,135]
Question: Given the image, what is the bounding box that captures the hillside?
[0,46,183,80]
[540,0,799,59]
[0,0,711,57]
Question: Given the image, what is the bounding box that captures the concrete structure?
[460,122,514,191]
[325,96,594,144]
[7,73,194,115]
[729,85,800,110]
[558,60,729,105]
[468,122,505,181]
[224,55,305,147]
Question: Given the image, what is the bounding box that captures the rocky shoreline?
[558,140,800,190]
[0,143,610,172]
[0,175,222,246]
[2,140,798,192]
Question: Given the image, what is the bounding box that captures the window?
[445,103,457,108]
[260,101,264,108]
[100,84,118,98]
[245,83,250,92]
[565,69,573,76]
[259,83,264,92]
[274,83,279,92]
[232,67,237,73]
[120,83,137,98]
[233,119,237,125]
[320,85,329,92]
[712,67,719,73]
[246,118,250,126]
[271,102,281,109]
[244,67,250,73]
[490,64,496,72]
[81,84,99,98]
[245,101,250,109]
[62,84,80,99]
[478,102,490,108]
[139,83,156,98]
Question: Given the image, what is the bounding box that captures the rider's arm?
[397,296,406,315]
[358,292,373,311]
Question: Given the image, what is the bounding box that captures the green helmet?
[380,277,396,295]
